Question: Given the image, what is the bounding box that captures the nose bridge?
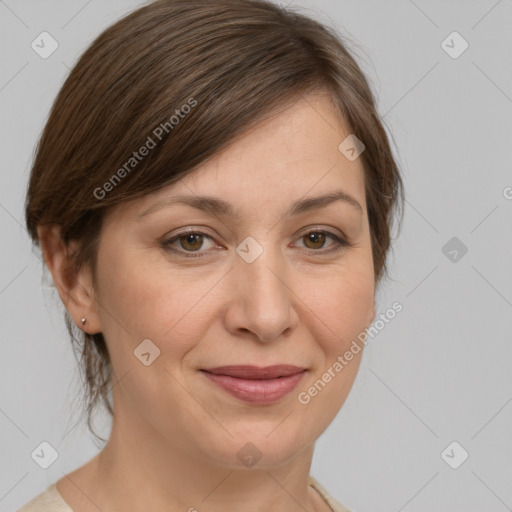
[229,235,295,341]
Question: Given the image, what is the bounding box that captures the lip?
[200,365,307,404]
[202,365,306,379]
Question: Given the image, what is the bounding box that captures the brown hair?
[25,0,404,441]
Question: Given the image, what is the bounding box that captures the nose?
[223,245,298,343]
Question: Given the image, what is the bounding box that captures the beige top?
[17,476,352,512]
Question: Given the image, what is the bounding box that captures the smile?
[200,365,307,404]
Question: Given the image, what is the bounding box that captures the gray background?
[1,1,511,511]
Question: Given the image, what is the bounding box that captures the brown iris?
[302,232,326,250]
[179,233,204,251]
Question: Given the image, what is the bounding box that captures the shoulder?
[309,475,355,512]
[17,483,73,512]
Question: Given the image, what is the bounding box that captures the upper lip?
[201,365,306,379]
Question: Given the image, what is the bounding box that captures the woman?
[19,0,404,510]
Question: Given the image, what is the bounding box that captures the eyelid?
[294,224,346,240]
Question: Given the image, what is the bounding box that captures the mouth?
[200,365,307,404]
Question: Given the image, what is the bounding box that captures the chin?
[197,425,310,470]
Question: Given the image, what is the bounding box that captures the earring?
[81,317,86,326]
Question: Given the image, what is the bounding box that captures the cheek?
[331,273,373,340]
[302,256,375,352]
[297,263,373,412]
[94,248,220,358]
[293,267,373,440]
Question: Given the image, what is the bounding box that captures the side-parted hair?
[24,0,404,441]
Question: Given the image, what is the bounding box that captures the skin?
[39,91,376,512]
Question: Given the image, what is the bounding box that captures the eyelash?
[161,228,353,259]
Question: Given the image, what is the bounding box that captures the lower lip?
[201,370,306,404]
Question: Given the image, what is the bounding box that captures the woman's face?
[90,92,375,468]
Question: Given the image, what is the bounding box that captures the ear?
[37,224,102,334]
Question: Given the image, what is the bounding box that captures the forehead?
[112,92,367,222]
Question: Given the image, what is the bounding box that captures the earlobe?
[37,225,102,334]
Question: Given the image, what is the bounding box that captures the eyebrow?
[136,189,363,220]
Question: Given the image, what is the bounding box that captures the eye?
[161,229,217,257]
[292,229,351,255]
